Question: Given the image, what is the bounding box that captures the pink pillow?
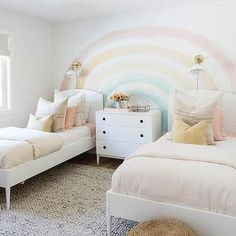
[65,106,77,129]
[85,122,96,137]
[212,105,225,141]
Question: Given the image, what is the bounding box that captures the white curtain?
[0,56,10,108]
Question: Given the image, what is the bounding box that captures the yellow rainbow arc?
[78,45,217,90]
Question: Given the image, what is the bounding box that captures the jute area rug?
[0,163,136,236]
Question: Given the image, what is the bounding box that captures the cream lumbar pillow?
[27,114,53,132]
[172,118,208,145]
[174,90,219,145]
[35,97,68,132]
[54,90,86,127]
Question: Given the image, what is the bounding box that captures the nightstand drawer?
[96,140,141,158]
[95,110,162,164]
[96,125,152,143]
[96,113,152,128]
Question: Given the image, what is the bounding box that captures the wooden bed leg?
[5,187,11,210]
[106,192,112,236]
[97,155,100,165]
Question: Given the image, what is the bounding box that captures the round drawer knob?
[140,134,144,138]
[103,146,106,149]
[140,120,143,123]
[103,131,106,134]
[102,117,106,121]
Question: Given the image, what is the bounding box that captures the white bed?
[56,124,95,146]
[0,89,103,210]
[106,90,236,236]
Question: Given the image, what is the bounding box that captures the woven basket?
[128,219,197,236]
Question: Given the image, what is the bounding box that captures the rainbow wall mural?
[61,26,236,131]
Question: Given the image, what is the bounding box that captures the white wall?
[0,1,235,128]
[0,9,53,127]
[53,1,236,131]
[53,1,236,89]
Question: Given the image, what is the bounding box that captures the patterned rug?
[0,163,136,235]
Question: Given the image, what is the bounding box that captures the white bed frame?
[106,90,236,236]
[106,191,236,236]
[0,89,103,210]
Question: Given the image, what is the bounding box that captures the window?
[0,32,11,111]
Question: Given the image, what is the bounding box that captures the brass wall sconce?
[66,61,82,88]
[190,55,204,90]
[71,61,81,71]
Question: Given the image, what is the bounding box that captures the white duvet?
[112,133,236,216]
[0,127,63,169]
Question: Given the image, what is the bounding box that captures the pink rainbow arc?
[77,26,236,90]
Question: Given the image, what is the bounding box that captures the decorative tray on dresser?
[95,110,162,164]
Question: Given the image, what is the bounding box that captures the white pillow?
[174,90,219,120]
[27,114,53,132]
[186,90,223,115]
[36,97,68,132]
[173,90,222,145]
[54,90,88,127]
[168,90,223,130]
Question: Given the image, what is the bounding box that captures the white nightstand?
[96,110,162,164]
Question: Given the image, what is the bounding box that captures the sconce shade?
[66,69,75,78]
[190,63,204,75]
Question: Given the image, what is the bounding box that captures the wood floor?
[69,152,123,169]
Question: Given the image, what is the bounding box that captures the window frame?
[0,29,13,114]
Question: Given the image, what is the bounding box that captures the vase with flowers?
[110,92,130,109]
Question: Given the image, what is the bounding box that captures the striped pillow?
[54,90,86,127]
[36,97,68,132]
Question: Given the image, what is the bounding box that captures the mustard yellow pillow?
[27,114,53,132]
[172,118,208,145]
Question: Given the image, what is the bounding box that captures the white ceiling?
[0,0,221,23]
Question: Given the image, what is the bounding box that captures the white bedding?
[0,127,63,169]
[55,125,91,146]
[112,133,236,217]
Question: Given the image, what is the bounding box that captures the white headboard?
[168,90,236,134]
[59,89,103,124]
